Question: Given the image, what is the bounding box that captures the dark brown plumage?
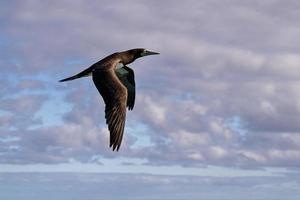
[59,48,159,151]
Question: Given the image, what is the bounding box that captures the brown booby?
[59,48,159,151]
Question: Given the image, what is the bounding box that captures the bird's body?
[59,48,159,151]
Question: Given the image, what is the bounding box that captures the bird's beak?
[141,50,160,57]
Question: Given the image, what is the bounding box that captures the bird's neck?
[119,52,136,65]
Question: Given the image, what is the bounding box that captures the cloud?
[0,94,48,129]
[0,121,139,164]
[0,172,299,200]
[1,0,300,170]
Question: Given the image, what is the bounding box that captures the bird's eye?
[140,49,147,56]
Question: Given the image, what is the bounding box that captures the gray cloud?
[1,0,300,169]
[0,94,47,129]
[0,172,299,200]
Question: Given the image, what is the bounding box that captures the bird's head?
[125,48,159,63]
[139,48,160,57]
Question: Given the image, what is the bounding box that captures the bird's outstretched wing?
[115,66,135,110]
[92,66,127,151]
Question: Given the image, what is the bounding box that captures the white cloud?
[172,130,210,147]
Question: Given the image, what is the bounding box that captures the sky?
[0,0,300,199]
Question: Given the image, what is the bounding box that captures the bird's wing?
[115,66,135,110]
[92,66,127,151]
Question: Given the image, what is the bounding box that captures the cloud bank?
[1,172,299,200]
[1,0,300,171]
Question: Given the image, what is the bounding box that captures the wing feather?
[92,66,127,151]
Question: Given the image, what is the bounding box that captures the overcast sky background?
[1,0,300,199]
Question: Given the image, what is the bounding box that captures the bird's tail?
[59,66,94,82]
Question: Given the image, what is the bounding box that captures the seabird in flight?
[59,48,159,151]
